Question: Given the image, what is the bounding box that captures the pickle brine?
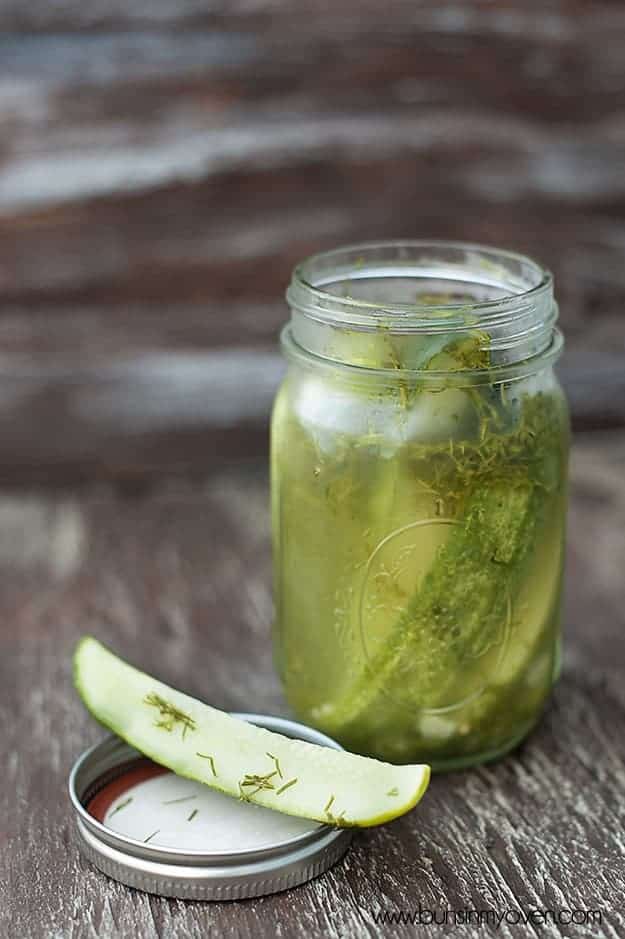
[272,336,569,769]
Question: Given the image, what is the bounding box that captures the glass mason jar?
[271,242,569,771]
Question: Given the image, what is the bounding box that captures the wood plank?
[1,432,624,937]
[0,0,623,440]
[2,0,625,45]
[0,347,617,485]
[0,319,618,483]
[2,145,625,300]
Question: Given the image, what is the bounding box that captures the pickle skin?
[310,393,565,753]
[315,481,536,732]
[74,637,431,827]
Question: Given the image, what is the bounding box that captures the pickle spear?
[74,637,430,827]
[312,391,562,752]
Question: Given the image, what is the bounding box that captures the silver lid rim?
[75,816,351,901]
[69,712,352,900]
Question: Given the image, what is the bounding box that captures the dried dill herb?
[144,692,196,738]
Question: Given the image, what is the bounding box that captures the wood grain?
[1,433,625,938]
[0,0,624,476]
[0,5,624,931]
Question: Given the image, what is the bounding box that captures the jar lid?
[69,713,352,900]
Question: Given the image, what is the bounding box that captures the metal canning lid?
[68,713,352,901]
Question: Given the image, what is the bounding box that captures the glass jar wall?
[271,242,569,770]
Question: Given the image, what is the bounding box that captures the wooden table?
[2,0,625,934]
[2,430,624,938]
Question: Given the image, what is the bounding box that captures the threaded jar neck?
[286,241,559,376]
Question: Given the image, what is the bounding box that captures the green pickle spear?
[74,637,430,827]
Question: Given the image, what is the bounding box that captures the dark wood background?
[0,0,624,481]
[1,2,624,937]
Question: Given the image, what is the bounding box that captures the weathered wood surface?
[1,2,625,934]
[1,433,625,939]
[0,0,624,480]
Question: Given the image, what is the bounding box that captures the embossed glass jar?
[271,242,569,771]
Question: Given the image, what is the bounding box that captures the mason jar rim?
[286,240,553,330]
[281,322,564,387]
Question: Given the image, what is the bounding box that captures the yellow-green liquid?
[272,367,569,769]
